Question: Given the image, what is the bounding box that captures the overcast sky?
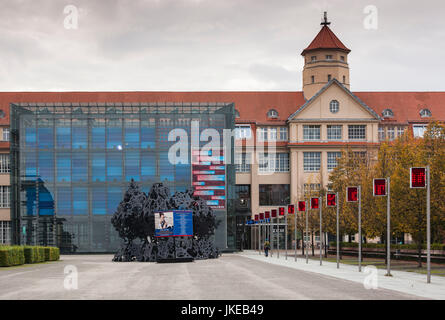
[0,0,444,92]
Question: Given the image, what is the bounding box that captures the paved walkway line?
[238,251,445,300]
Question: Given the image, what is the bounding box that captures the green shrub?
[24,246,48,263]
[0,246,25,267]
[44,247,60,261]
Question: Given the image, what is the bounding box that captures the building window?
[0,221,11,244]
[378,126,385,141]
[0,186,10,208]
[235,185,250,208]
[2,128,10,142]
[303,125,321,141]
[303,152,321,172]
[311,56,317,61]
[279,127,288,141]
[235,109,240,118]
[303,183,321,196]
[235,125,252,140]
[327,125,342,140]
[259,153,289,173]
[343,75,346,83]
[387,127,395,141]
[0,154,10,173]
[340,56,345,61]
[382,109,394,118]
[348,125,366,140]
[311,76,315,83]
[352,151,367,163]
[269,128,277,141]
[419,109,432,118]
[413,125,427,138]
[328,74,332,81]
[259,184,290,206]
[327,152,342,171]
[329,100,339,113]
[235,153,251,173]
[257,127,268,141]
[397,126,405,137]
[326,55,333,60]
[267,109,279,118]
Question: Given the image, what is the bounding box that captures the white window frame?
[303,125,321,141]
[348,125,366,141]
[327,125,342,140]
[235,125,252,140]
[413,125,427,138]
[259,153,289,173]
[269,128,277,141]
[0,154,10,173]
[279,127,288,141]
[0,186,10,208]
[0,221,11,244]
[327,152,341,171]
[257,127,268,142]
[235,153,251,173]
[303,152,321,172]
[2,128,9,142]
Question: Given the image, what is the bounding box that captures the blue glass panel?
[38,127,54,149]
[125,151,140,181]
[141,127,156,149]
[24,186,37,216]
[56,127,71,149]
[175,163,190,183]
[92,187,106,215]
[141,153,156,181]
[73,187,88,215]
[159,152,174,182]
[24,152,37,180]
[72,127,87,149]
[92,127,105,149]
[107,123,122,149]
[107,152,122,182]
[25,128,37,148]
[92,153,105,182]
[72,152,88,182]
[107,187,122,214]
[125,127,140,148]
[56,153,71,182]
[57,187,71,215]
[38,151,54,183]
[38,185,54,216]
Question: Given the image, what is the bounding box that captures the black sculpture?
[111,180,220,262]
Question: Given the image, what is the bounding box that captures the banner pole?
[358,186,362,272]
[427,165,431,283]
[386,177,392,276]
[336,192,339,269]
[294,213,297,262]
[319,196,322,266]
[305,201,309,264]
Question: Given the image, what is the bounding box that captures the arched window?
[267,109,279,118]
[382,109,394,118]
[420,108,432,118]
[0,110,4,119]
[235,109,240,118]
[329,100,339,113]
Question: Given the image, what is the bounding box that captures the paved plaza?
[0,253,432,300]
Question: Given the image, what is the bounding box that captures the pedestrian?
[264,239,270,257]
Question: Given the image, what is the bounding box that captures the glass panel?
[92,187,106,215]
[56,152,71,182]
[92,153,106,182]
[125,151,140,182]
[107,152,122,182]
[73,187,88,215]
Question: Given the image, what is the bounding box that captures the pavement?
[240,250,445,300]
[0,253,429,300]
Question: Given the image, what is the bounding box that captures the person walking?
[264,239,271,257]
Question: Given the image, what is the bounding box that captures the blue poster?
[155,210,193,237]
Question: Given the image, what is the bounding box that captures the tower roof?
[301,25,351,56]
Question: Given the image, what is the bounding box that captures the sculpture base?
[156,258,194,263]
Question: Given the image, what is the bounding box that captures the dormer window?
[311,56,317,62]
[311,76,315,83]
[326,55,333,60]
[382,109,394,118]
[420,108,432,118]
[340,56,345,62]
[328,74,332,81]
[235,109,240,118]
[267,109,279,119]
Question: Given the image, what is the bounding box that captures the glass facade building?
[10,103,236,253]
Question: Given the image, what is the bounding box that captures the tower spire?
[321,11,331,26]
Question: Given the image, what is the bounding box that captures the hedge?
[44,247,60,261]
[329,242,445,250]
[0,246,25,267]
[0,245,60,267]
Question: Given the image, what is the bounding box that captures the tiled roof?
[0,91,444,127]
[301,25,351,55]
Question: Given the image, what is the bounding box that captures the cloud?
[0,0,444,91]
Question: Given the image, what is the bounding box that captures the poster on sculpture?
[155,211,174,237]
[155,210,193,237]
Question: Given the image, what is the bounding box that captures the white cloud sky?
[0,0,444,92]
